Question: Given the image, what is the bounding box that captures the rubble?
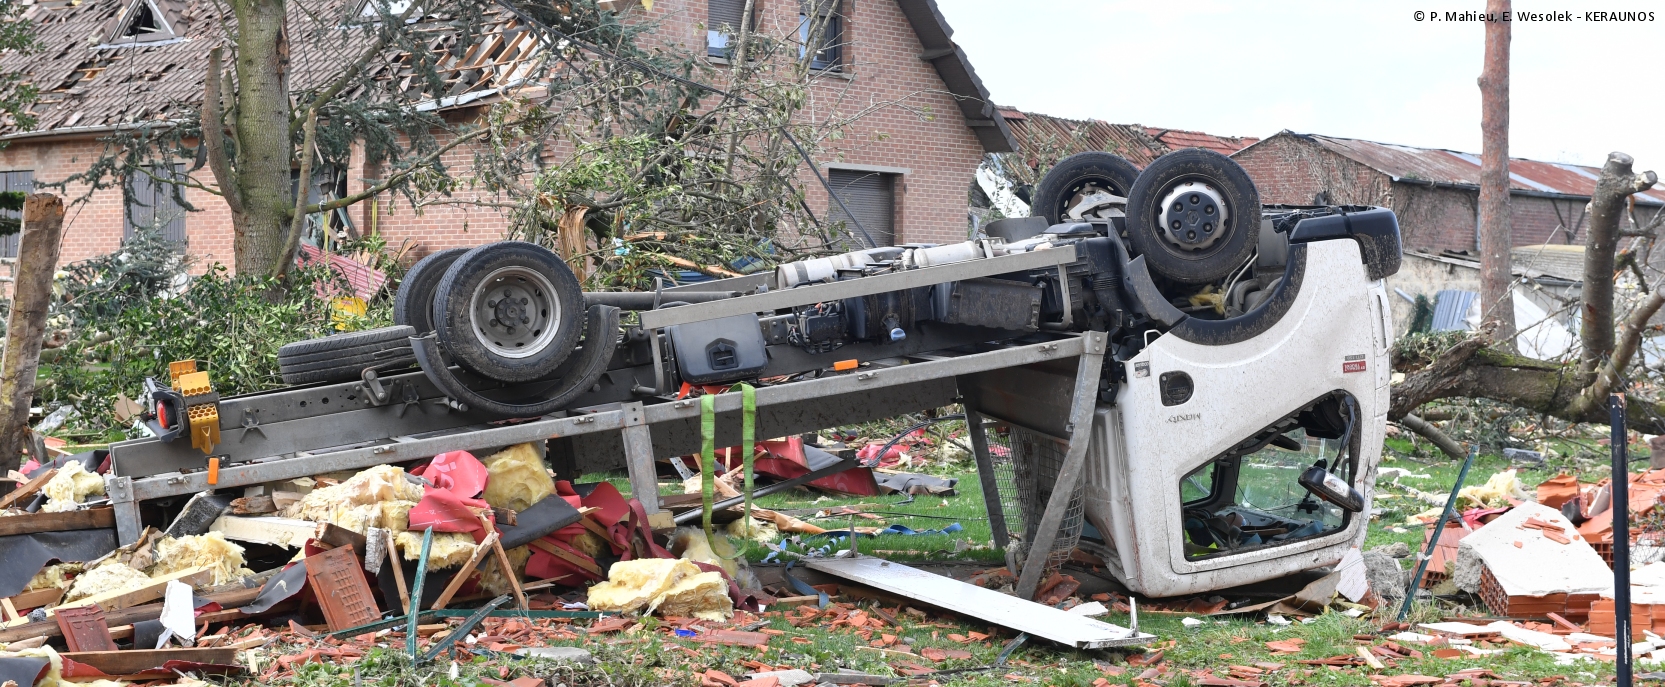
[38,462,103,513]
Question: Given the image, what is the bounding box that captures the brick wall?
[0,137,234,273]
[8,0,990,272]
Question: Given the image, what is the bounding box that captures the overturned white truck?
[115,148,1399,600]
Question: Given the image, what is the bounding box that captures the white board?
[805,557,1154,649]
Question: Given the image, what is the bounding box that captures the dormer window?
[111,0,176,44]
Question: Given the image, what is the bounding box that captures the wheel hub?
[470,266,561,359]
[1064,181,1123,220]
[1157,181,1229,252]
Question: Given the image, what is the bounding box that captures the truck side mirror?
[1297,463,1365,513]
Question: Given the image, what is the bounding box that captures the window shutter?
[126,169,154,240]
[157,164,187,244]
[709,0,745,30]
[826,169,894,246]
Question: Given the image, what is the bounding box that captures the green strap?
[700,393,717,540]
[698,384,758,547]
[740,383,756,525]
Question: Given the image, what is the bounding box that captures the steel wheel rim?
[1062,179,1124,220]
[469,265,561,359]
[1156,179,1230,253]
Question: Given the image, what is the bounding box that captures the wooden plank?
[0,468,55,509]
[480,513,526,610]
[432,533,496,610]
[385,529,410,611]
[527,538,603,578]
[54,565,213,615]
[7,586,64,611]
[0,579,262,643]
[0,507,114,536]
[60,647,238,676]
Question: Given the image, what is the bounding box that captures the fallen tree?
[1391,152,1665,449]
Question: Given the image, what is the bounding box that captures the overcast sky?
[936,1,1664,171]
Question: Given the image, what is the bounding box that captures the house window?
[707,0,749,59]
[827,168,894,246]
[0,170,30,259]
[126,164,187,244]
[110,0,177,44]
[798,0,844,70]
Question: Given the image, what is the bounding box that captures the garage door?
[827,168,895,246]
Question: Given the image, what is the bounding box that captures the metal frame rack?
[107,329,1106,595]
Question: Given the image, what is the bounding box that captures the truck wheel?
[278,325,417,384]
[1031,152,1140,225]
[1124,149,1259,284]
[394,248,467,334]
[433,241,585,383]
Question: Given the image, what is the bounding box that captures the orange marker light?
[207,456,219,485]
[833,359,858,371]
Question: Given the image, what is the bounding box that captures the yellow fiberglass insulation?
[649,570,732,620]
[725,515,779,544]
[284,465,423,535]
[481,443,554,511]
[395,530,476,569]
[586,558,699,614]
[26,563,83,591]
[669,527,741,580]
[41,462,106,513]
[149,532,253,585]
[479,545,531,597]
[64,562,151,602]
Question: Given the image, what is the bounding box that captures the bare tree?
[1477,0,1516,345]
[1392,152,1665,434]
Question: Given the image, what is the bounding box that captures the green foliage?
[38,245,392,439]
[54,227,193,327]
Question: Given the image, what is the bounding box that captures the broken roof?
[1241,131,1665,206]
[997,108,1257,168]
[0,0,542,137]
[1,0,1018,154]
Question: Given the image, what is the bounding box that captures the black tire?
[1124,149,1260,284]
[278,325,416,384]
[433,241,585,383]
[1032,152,1141,225]
[394,248,468,334]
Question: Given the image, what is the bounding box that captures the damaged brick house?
[0,0,1015,270]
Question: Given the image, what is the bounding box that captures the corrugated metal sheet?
[1431,290,1476,331]
[1282,133,1665,205]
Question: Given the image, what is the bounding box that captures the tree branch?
[302,126,494,214]
[272,107,318,280]
[289,3,417,137]
[1398,414,1467,461]
[1568,288,1665,417]
[203,47,243,216]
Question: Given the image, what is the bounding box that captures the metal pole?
[1613,393,1633,687]
[1397,445,1476,622]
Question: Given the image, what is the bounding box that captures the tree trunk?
[0,194,65,478]
[229,0,294,277]
[1580,152,1653,376]
[1477,0,1515,345]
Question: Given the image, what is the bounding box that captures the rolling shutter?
[708,0,746,56]
[826,168,895,246]
[0,171,31,258]
[126,164,187,244]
